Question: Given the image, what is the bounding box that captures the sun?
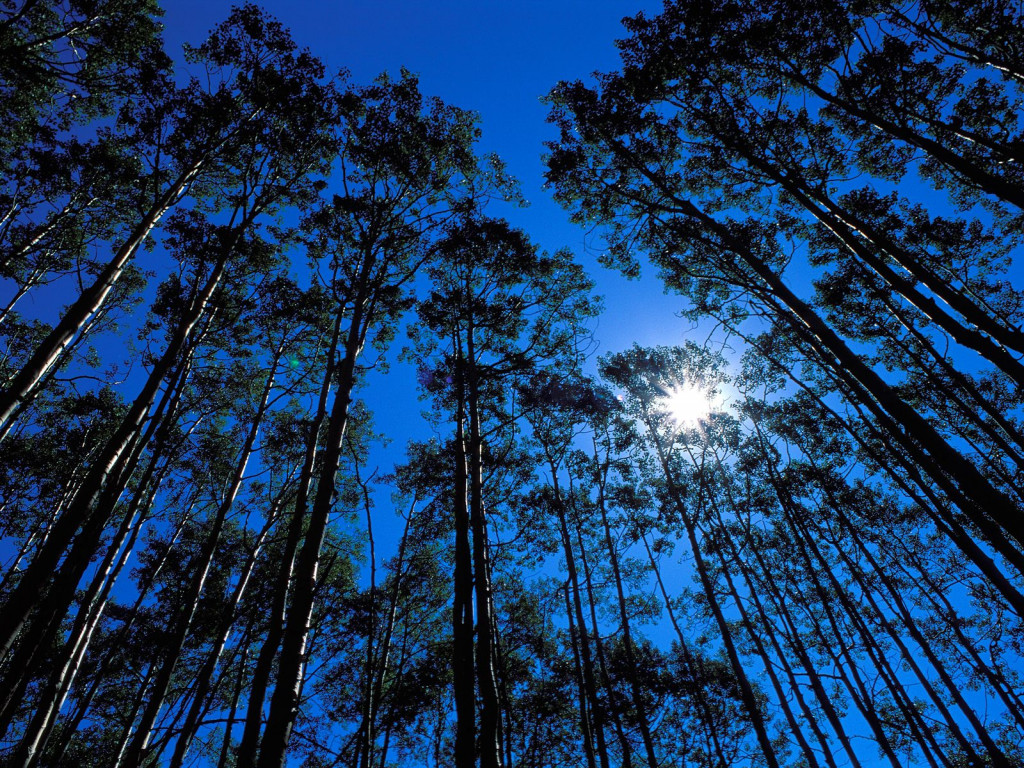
[660,384,712,427]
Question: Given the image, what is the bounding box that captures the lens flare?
[660,384,712,427]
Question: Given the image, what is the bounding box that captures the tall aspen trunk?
[235,314,344,768]
[0,244,230,664]
[46,504,194,765]
[353,507,413,768]
[0,195,92,276]
[575,524,635,768]
[887,6,1024,83]
[869,282,1024,468]
[1,290,122,436]
[355,468,379,768]
[13,340,200,762]
[562,583,598,768]
[724,133,1024,373]
[767,509,906,768]
[0,164,206,438]
[755,284,1024,579]
[255,283,373,768]
[700,514,830,768]
[613,140,1024,555]
[727,508,866,768]
[779,61,1024,213]
[702,452,851,768]
[452,371,476,768]
[722,319,1024,614]
[762,458,953,768]
[122,348,281,765]
[709,207,1024,553]
[219,637,253,768]
[18,481,153,767]
[0,330,201,735]
[111,659,159,768]
[168,509,279,768]
[805,479,1011,766]
[465,326,504,768]
[883,535,1024,731]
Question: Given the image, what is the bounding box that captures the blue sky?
[159,0,690,357]
[160,0,702,454]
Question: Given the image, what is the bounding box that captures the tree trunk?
[722,130,1024,371]
[611,137,1024,557]
[452,372,476,768]
[731,324,1024,616]
[700,509,831,768]
[643,424,781,768]
[234,314,344,768]
[0,164,206,438]
[638,533,730,766]
[168,507,280,768]
[813,488,1011,766]
[219,639,252,768]
[255,288,372,768]
[465,325,504,768]
[762,457,953,768]
[45,502,194,765]
[0,330,201,737]
[0,245,228,666]
[12,340,200,762]
[778,57,1024,213]
[575,524,635,768]
[549,464,606,768]
[592,438,658,768]
[123,347,281,765]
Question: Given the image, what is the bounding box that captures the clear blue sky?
[158,0,712,474]
[159,0,692,360]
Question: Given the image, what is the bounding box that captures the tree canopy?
[1,1,1022,767]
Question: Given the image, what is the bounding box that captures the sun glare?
[661,384,712,427]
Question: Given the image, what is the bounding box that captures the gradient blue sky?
[160,0,691,358]
[159,0,707,450]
